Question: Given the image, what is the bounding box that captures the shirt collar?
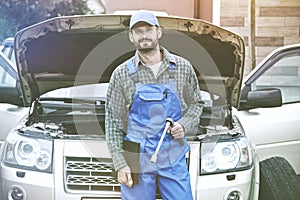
[132,47,177,68]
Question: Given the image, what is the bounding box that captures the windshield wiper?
[40,97,105,105]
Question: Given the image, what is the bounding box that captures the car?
[237,43,300,169]
[0,13,298,200]
[0,37,29,148]
[237,43,300,172]
[0,14,257,200]
[234,43,300,199]
[0,50,28,149]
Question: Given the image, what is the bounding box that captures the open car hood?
[14,14,245,107]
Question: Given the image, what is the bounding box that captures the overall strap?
[168,62,176,84]
[126,59,139,83]
[126,59,141,87]
[126,60,176,85]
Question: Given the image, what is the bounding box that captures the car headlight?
[3,132,53,173]
[200,136,252,174]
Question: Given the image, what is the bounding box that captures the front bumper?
[189,142,259,200]
[1,139,121,200]
[0,165,54,200]
[196,169,258,200]
[1,140,259,200]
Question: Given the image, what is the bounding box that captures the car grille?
[65,157,120,192]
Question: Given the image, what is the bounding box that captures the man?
[105,10,203,200]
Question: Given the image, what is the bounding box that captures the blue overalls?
[121,60,193,200]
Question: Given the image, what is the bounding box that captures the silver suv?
[0,14,299,200]
[0,48,28,148]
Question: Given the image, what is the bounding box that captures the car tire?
[259,156,300,200]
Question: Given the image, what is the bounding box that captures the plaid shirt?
[105,47,203,171]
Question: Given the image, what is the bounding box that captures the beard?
[135,39,158,52]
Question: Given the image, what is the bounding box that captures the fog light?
[226,190,241,200]
[8,186,25,200]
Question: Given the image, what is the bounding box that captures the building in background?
[104,0,214,24]
[220,0,300,74]
[88,0,300,75]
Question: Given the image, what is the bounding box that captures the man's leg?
[157,156,193,200]
[121,173,157,200]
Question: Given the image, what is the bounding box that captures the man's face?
[129,22,162,52]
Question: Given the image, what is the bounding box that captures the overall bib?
[121,60,193,200]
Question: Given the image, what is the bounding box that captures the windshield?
[41,82,216,105]
[41,83,109,100]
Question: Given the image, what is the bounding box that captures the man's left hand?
[169,122,184,139]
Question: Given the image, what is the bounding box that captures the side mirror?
[239,88,282,110]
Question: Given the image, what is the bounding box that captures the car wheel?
[259,156,300,200]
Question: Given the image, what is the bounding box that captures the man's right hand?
[118,166,133,187]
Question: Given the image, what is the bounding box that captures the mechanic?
[105,10,203,200]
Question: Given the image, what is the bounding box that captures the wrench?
[150,118,174,163]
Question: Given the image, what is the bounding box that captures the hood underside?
[14,14,245,107]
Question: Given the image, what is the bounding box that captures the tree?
[0,0,92,41]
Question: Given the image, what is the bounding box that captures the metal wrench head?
[166,118,174,126]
